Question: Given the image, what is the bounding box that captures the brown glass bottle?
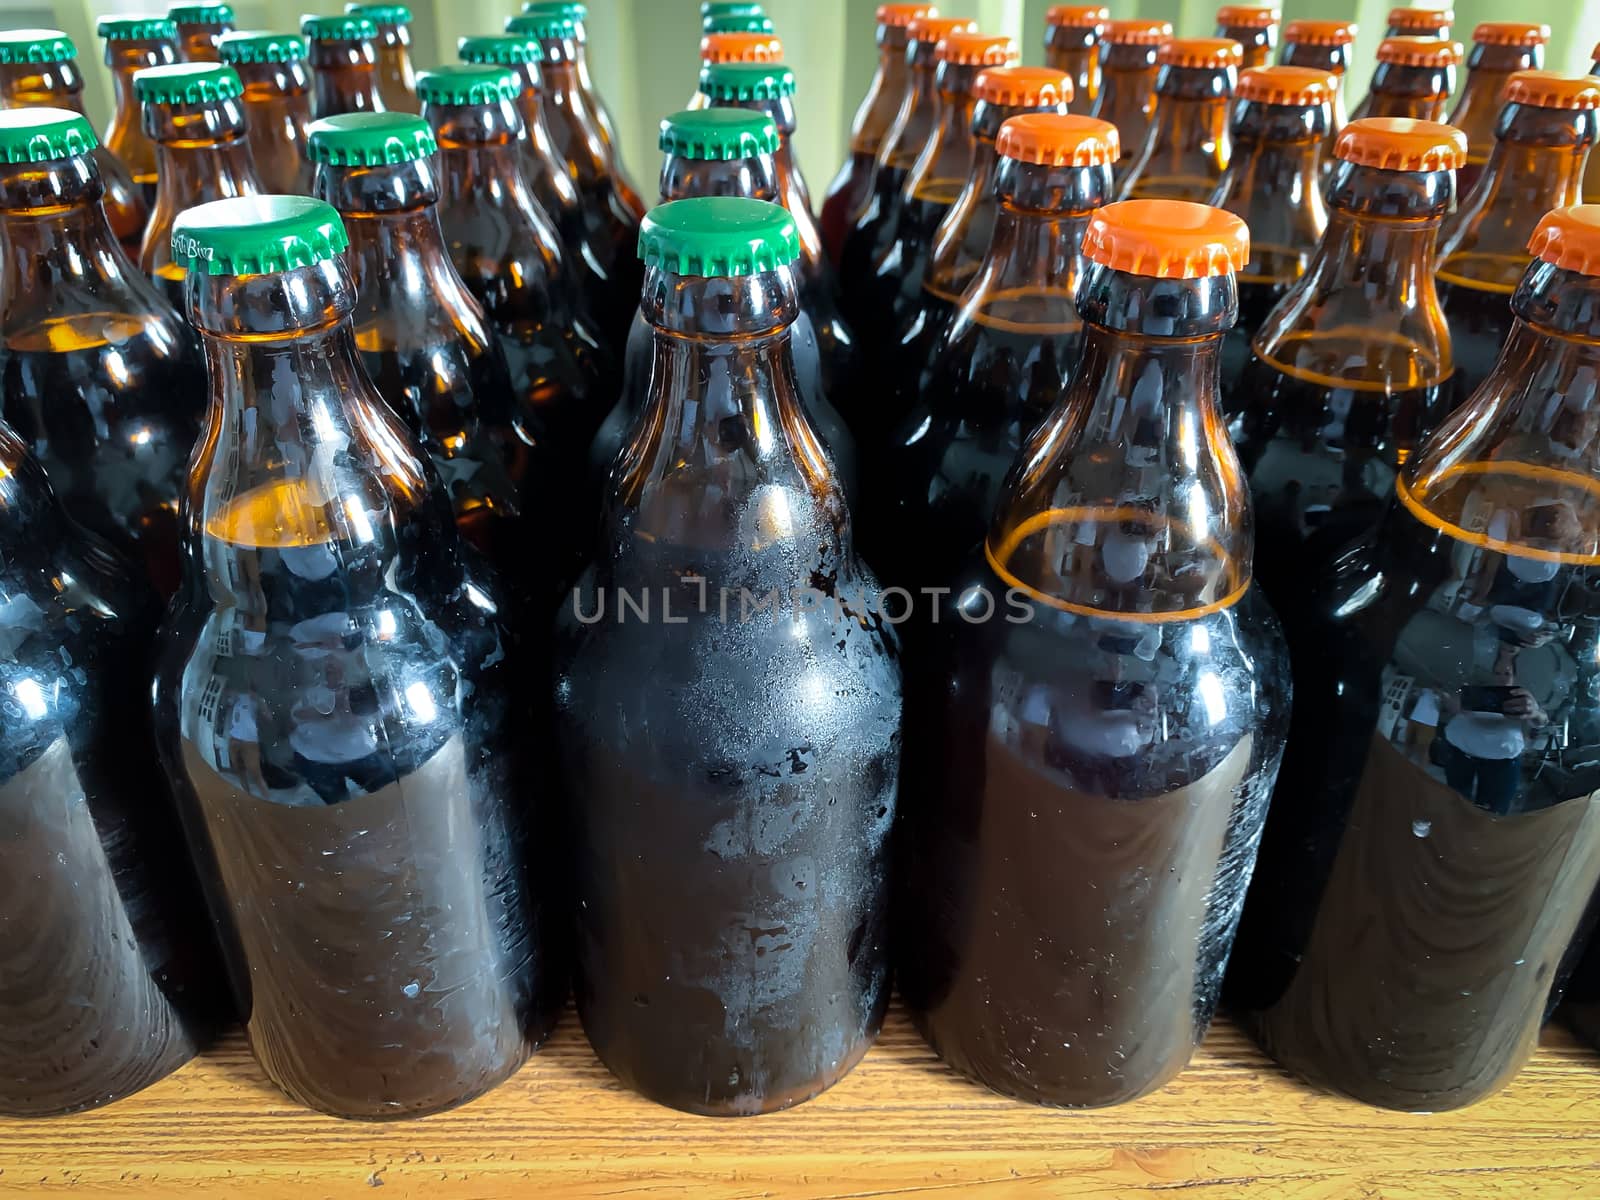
[0,108,204,598]
[821,4,932,262]
[168,3,233,63]
[1587,43,1600,204]
[519,0,626,155]
[1230,203,1600,1112]
[1351,37,1462,123]
[345,4,418,113]
[309,112,535,603]
[1210,66,1333,391]
[898,198,1291,1108]
[838,16,978,332]
[219,32,314,196]
[1231,118,1465,633]
[555,197,901,1117]
[304,14,384,119]
[1088,18,1172,178]
[1446,23,1549,193]
[1215,5,1278,71]
[1279,19,1357,162]
[0,30,149,261]
[135,63,262,314]
[1044,5,1107,115]
[1386,5,1453,40]
[420,65,608,582]
[1437,71,1598,402]
[98,16,178,207]
[156,194,555,1120]
[878,66,1073,431]
[1118,38,1240,203]
[864,113,1116,595]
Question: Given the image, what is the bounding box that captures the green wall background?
[12,0,1600,198]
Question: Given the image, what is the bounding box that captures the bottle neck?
[233,57,310,98]
[0,157,146,305]
[105,37,176,84]
[537,35,584,99]
[659,152,777,203]
[1143,65,1232,154]
[310,42,380,111]
[1093,43,1160,151]
[851,30,912,153]
[177,24,225,62]
[909,65,979,201]
[0,59,86,112]
[1214,104,1328,282]
[884,48,942,171]
[1361,61,1451,120]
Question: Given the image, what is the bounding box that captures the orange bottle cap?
[1387,7,1453,32]
[1215,6,1280,30]
[1470,21,1548,46]
[907,16,977,45]
[1158,37,1243,69]
[1082,199,1249,278]
[1236,65,1337,107]
[1527,205,1600,276]
[1102,18,1172,47]
[1046,5,1109,28]
[997,112,1118,166]
[1375,36,1464,67]
[876,4,937,27]
[699,32,783,63]
[1334,117,1467,171]
[973,65,1072,107]
[1504,70,1600,111]
[1282,19,1357,46]
[937,31,1017,66]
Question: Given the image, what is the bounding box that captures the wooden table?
[2,1006,1597,1198]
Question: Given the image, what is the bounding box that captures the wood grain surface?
[1,1005,1597,1199]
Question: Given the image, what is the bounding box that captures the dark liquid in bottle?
[1436,267,1516,404]
[820,149,876,261]
[1219,245,1310,392]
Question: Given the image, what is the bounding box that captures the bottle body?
[232,59,314,195]
[1447,41,1545,194]
[1044,25,1099,115]
[1351,60,1453,124]
[368,21,418,114]
[1089,40,1162,177]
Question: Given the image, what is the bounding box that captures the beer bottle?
[518,1,625,154]
[1231,203,1600,1112]
[1587,42,1600,204]
[1446,23,1549,193]
[1088,19,1173,176]
[218,32,314,196]
[419,65,607,578]
[555,196,901,1116]
[303,14,384,119]
[344,3,418,114]
[1350,37,1462,124]
[1215,5,1279,71]
[1044,6,1106,115]
[689,32,784,109]
[0,416,223,1117]
[1117,38,1241,203]
[896,198,1290,1108]
[1232,118,1464,615]
[168,2,233,63]
[876,65,1073,432]
[865,112,1116,594]
[97,15,178,207]
[820,4,936,263]
[155,194,555,1119]
[1278,19,1357,158]
[837,16,977,323]
[0,30,149,261]
[1438,71,1599,399]
[308,111,532,597]
[0,107,203,597]
[1386,5,1452,40]
[135,62,261,313]
[1210,66,1334,389]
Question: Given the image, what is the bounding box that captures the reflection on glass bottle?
[898,198,1290,1108]
[1117,38,1240,204]
[1044,5,1108,114]
[0,107,204,598]
[155,195,558,1119]
[556,198,902,1117]
[304,15,385,119]
[1215,5,1278,71]
[169,3,233,63]
[1445,22,1548,193]
[97,15,178,207]
[0,418,223,1116]
[219,32,315,196]
[1088,19,1171,180]
[1350,38,1462,124]
[344,3,419,114]
[1231,204,1600,1111]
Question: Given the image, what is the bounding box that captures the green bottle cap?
[638,197,799,276]
[699,62,797,103]
[0,29,77,65]
[659,108,779,160]
[504,15,578,41]
[701,2,763,16]
[344,3,413,25]
[173,195,349,276]
[521,1,587,16]
[217,31,306,64]
[168,3,234,26]
[302,14,377,42]
[416,65,522,106]
[703,13,775,34]
[457,35,542,66]
[307,111,435,166]
[0,107,97,164]
[98,16,179,42]
[134,62,243,105]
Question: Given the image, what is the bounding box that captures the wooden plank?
[1,1006,1597,1198]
